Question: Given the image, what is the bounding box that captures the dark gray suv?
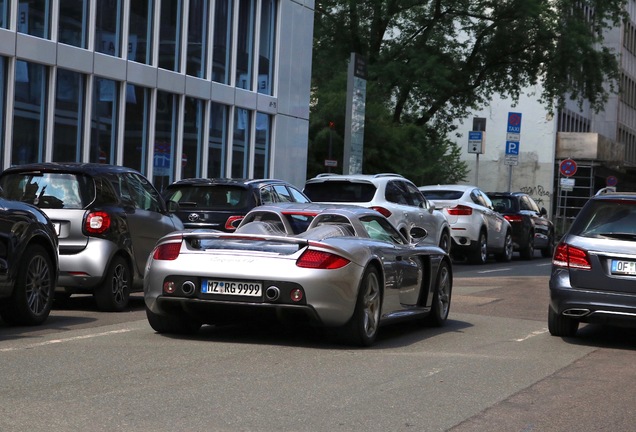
[0,163,184,312]
[549,192,636,337]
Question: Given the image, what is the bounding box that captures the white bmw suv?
[304,173,451,252]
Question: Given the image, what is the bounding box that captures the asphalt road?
[1,254,634,432]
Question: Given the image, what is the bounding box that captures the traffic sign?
[468,131,484,154]
[504,155,519,166]
[607,175,618,186]
[505,141,519,155]
[559,159,577,177]
[507,112,522,133]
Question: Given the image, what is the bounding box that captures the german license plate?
[202,280,262,297]
[611,260,636,275]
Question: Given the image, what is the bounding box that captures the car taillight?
[296,249,350,269]
[153,241,182,260]
[446,205,473,216]
[552,243,591,270]
[504,215,523,222]
[85,211,111,234]
[225,215,244,231]
[370,206,392,218]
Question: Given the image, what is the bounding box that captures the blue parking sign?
[505,141,519,155]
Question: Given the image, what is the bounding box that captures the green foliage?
[309,0,626,182]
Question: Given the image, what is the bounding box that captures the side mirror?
[540,207,547,216]
[409,226,428,242]
[166,200,180,213]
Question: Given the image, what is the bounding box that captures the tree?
[309,0,626,182]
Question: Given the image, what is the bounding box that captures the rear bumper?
[57,238,119,289]
[549,268,636,325]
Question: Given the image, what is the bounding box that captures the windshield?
[165,185,250,210]
[0,172,93,209]
[304,181,376,203]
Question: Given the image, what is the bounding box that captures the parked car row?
[0,165,555,340]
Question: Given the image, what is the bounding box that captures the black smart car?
[162,178,311,231]
[0,187,59,325]
[487,192,555,259]
[0,163,183,312]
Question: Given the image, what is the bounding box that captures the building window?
[91,77,119,164]
[59,1,89,48]
[212,0,233,84]
[18,0,51,39]
[258,0,276,95]
[124,84,151,173]
[13,60,47,165]
[154,90,179,190]
[209,102,229,177]
[183,97,205,178]
[128,1,153,64]
[159,0,183,72]
[53,69,85,162]
[95,0,123,57]
[186,0,208,78]
[0,1,8,29]
[254,112,271,178]
[236,0,256,90]
[232,108,251,177]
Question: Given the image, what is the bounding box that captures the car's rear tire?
[424,260,452,327]
[469,231,488,264]
[548,306,578,337]
[342,266,382,347]
[439,230,451,254]
[495,231,513,262]
[520,233,534,260]
[0,245,54,326]
[94,256,131,312]
[146,307,201,335]
[542,233,555,258]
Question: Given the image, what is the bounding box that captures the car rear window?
[303,181,376,203]
[489,197,517,213]
[570,199,636,237]
[420,190,463,200]
[164,185,250,210]
[0,172,93,209]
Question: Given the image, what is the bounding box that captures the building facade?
[451,1,636,229]
[0,0,314,191]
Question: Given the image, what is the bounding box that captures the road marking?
[0,329,131,352]
[536,262,552,267]
[514,328,549,342]
[477,268,511,274]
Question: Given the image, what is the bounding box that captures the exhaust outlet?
[265,286,280,302]
[562,308,590,317]
[181,281,196,296]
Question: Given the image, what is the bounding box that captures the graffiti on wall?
[519,185,551,208]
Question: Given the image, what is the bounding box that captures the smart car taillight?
[553,243,591,270]
[153,241,182,260]
[296,250,350,269]
[447,205,473,216]
[370,206,392,218]
[225,216,244,231]
[85,211,111,234]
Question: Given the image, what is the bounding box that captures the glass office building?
[0,0,314,190]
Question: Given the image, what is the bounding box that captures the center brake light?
[296,249,350,269]
[552,243,591,270]
[446,205,473,216]
[85,211,111,235]
[153,240,183,260]
[370,206,392,218]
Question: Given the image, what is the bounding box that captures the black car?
[162,178,311,231]
[0,163,183,311]
[487,192,555,259]
[549,192,636,338]
[0,187,59,325]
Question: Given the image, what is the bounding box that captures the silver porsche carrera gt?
[144,203,453,346]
